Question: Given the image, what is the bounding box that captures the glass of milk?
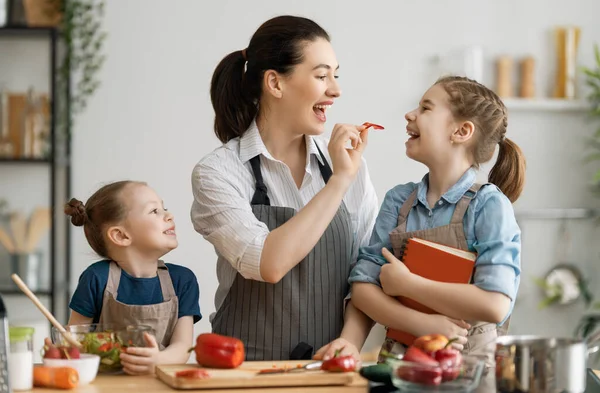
[8,326,35,391]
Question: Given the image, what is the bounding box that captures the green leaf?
[584,153,600,163]
[538,294,562,310]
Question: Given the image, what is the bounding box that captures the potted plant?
[576,44,600,367]
[583,43,600,193]
[55,0,106,143]
[19,0,106,153]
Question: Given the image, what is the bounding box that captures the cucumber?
[359,363,393,385]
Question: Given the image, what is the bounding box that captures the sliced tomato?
[175,369,210,379]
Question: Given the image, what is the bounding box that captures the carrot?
[33,366,79,389]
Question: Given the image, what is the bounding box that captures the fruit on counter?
[394,335,464,386]
[175,369,211,379]
[413,334,450,353]
[433,347,463,382]
[43,344,81,360]
[33,366,79,389]
[191,333,245,369]
[362,122,385,130]
[396,363,442,386]
[320,351,357,372]
[397,346,442,386]
[402,346,440,366]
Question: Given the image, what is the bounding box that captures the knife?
[257,361,323,375]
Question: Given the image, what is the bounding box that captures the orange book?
[386,237,476,346]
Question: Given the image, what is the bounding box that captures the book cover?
[386,237,476,345]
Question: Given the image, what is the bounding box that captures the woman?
[191,15,379,361]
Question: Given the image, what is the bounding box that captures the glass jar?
[8,326,34,391]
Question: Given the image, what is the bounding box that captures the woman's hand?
[328,124,369,185]
[314,337,361,366]
[119,332,161,375]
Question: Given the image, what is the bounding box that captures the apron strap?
[250,156,271,206]
[249,140,334,206]
[106,261,122,295]
[314,144,332,184]
[157,260,177,300]
[396,189,418,230]
[449,183,483,224]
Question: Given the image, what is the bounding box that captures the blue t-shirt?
[69,260,202,324]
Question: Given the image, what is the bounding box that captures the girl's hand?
[328,124,369,186]
[380,248,412,296]
[120,332,161,375]
[419,315,471,351]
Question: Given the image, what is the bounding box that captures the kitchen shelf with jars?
[0,23,71,323]
[495,26,594,114]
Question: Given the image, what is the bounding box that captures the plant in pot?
[577,42,600,367]
[20,0,106,157]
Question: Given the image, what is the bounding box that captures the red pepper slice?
[175,369,211,379]
[98,343,113,352]
[320,351,357,373]
[191,333,245,369]
[362,122,385,130]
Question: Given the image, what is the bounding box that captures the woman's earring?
[450,139,454,144]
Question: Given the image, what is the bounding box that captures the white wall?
[3,0,600,358]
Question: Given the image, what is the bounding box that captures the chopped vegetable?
[34,366,79,389]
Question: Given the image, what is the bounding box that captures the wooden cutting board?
[156,361,363,390]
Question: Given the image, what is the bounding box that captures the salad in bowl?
[51,324,153,373]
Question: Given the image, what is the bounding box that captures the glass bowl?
[51,324,154,373]
[388,354,484,392]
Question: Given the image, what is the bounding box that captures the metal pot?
[495,331,600,393]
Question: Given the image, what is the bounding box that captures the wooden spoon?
[11,273,82,348]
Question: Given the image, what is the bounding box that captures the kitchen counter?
[27,368,600,393]
[29,373,369,393]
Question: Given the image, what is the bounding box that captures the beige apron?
[98,261,179,350]
[380,184,509,368]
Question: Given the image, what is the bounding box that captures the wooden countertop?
[29,373,369,393]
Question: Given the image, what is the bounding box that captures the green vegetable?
[359,363,393,385]
[81,331,125,372]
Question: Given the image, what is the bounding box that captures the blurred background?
[1,0,600,364]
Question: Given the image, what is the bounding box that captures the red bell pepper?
[434,348,463,382]
[403,346,439,366]
[175,369,211,379]
[398,346,443,386]
[320,351,357,372]
[396,364,442,386]
[362,122,385,130]
[191,333,245,369]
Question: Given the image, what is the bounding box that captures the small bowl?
[43,354,100,385]
[389,355,484,392]
[51,324,153,373]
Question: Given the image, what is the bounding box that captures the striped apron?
[211,145,354,361]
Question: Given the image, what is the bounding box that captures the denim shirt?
[349,168,521,323]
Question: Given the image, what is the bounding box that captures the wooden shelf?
[504,98,590,112]
[0,26,56,37]
[515,208,598,220]
[0,158,50,164]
